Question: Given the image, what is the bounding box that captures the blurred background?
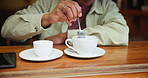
[0,0,148,46]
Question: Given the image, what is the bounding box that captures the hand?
[41,0,82,27]
[44,33,67,45]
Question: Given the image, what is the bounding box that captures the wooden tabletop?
[0,41,148,78]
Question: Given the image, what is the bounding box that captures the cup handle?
[65,39,76,51]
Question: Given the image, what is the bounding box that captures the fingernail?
[69,23,72,26]
[74,19,76,21]
[79,13,82,17]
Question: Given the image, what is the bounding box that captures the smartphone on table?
[0,52,16,69]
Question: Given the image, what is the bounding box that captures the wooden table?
[0,41,148,78]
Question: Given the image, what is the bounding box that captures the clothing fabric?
[1,0,129,45]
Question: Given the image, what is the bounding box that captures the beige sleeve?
[1,0,52,42]
[84,0,129,46]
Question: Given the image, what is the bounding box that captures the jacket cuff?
[20,14,46,33]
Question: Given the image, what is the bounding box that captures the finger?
[63,14,72,26]
[58,3,73,21]
[64,7,74,22]
[73,1,82,17]
[52,1,72,26]
[59,12,72,26]
[66,2,77,20]
[66,19,72,26]
[61,1,78,21]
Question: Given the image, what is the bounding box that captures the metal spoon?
[77,18,85,38]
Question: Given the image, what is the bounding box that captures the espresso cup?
[33,40,53,57]
[65,36,98,56]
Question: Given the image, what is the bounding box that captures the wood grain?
[0,41,148,78]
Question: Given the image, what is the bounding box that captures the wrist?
[41,13,53,28]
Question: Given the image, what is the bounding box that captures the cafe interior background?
[0,0,148,46]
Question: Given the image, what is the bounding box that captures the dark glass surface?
[0,52,16,69]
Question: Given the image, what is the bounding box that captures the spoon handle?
[77,18,81,30]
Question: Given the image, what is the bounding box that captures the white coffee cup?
[65,36,98,56]
[33,40,53,57]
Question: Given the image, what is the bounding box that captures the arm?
[86,0,129,45]
[1,0,82,42]
[68,0,129,45]
[1,0,50,42]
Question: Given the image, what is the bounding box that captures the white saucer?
[19,48,63,61]
[64,47,106,58]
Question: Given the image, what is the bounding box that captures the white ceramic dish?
[19,48,63,61]
[64,47,106,58]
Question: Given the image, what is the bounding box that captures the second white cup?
[33,40,53,57]
[65,36,98,56]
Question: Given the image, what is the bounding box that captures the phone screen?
[0,52,16,69]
